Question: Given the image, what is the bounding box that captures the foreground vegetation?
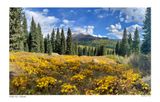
[10,52,150,95]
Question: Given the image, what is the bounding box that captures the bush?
[127,54,151,76]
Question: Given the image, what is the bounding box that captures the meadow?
[10,52,150,95]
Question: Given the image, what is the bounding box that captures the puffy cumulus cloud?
[106,23,122,36]
[106,23,143,39]
[63,19,69,24]
[59,19,75,30]
[24,9,60,36]
[73,25,95,35]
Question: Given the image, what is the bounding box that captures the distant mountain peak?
[72,33,108,41]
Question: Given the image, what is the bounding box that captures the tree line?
[9,8,108,56]
[115,8,151,56]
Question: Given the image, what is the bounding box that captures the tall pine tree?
[55,28,61,54]
[60,28,66,54]
[10,8,24,51]
[29,17,39,52]
[37,23,44,53]
[128,33,133,55]
[51,28,55,52]
[115,41,120,55]
[22,14,29,51]
[133,27,140,54]
[141,8,151,54]
[66,28,72,55]
[120,28,130,56]
[47,34,52,55]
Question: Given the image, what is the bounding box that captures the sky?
[24,8,147,39]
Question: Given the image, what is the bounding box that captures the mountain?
[72,33,117,49]
[72,33,108,41]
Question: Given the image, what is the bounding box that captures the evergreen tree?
[141,8,151,54]
[83,47,88,55]
[55,28,61,54]
[22,14,29,51]
[94,47,98,56]
[47,34,52,55]
[60,28,66,54]
[44,37,48,53]
[29,17,39,52]
[78,47,83,56]
[100,45,105,56]
[37,23,44,53]
[51,28,55,52]
[10,8,24,51]
[74,40,78,55]
[66,28,72,55]
[120,28,130,56]
[115,41,120,55]
[128,33,133,55]
[133,27,140,54]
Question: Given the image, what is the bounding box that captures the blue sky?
[24,8,146,39]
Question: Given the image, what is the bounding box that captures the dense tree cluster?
[115,8,151,56]
[115,27,140,56]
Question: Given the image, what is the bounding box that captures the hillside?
[10,52,150,95]
[72,34,117,49]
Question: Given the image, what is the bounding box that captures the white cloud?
[119,8,146,24]
[106,23,122,36]
[24,9,59,36]
[43,9,49,14]
[63,19,69,24]
[106,23,143,39]
[126,24,142,35]
[95,8,146,24]
[73,25,95,35]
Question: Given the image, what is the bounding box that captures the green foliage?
[29,17,40,52]
[22,14,29,52]
[37,23,44,53]
[10,8,24,51]
[60,28,66,54]
[55,28,61,54]
[127,54,151,76]
[128,33,132,55]
[119,28,130,56]
[78,39,116,49]
[51,28,56,52]
[66,28,72,55]
[133,27,140,54]
[115,41,120,55]
[141,8,151,54]
[47,34,52,55]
